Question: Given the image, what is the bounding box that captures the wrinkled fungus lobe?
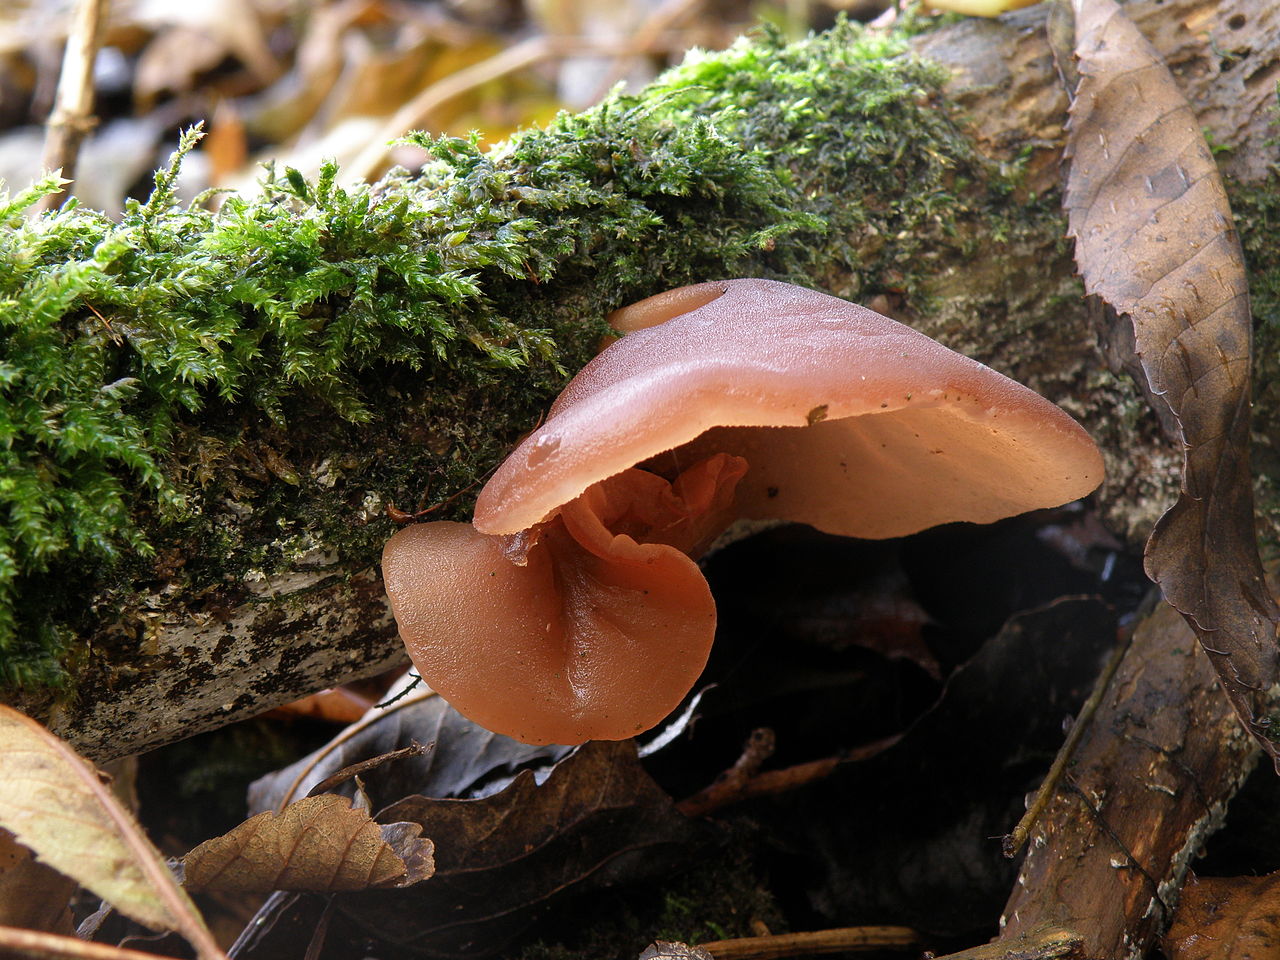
[382,279,1104,745]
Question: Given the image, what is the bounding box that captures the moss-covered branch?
[3,5,1274,759]
[1,20,1002,692]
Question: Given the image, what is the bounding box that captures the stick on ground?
[35,0,106,212]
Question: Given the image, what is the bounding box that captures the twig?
[676,728,774,818]
[699,727,776,793]
[277,683,438,809]
[374,673,423,708]
[1002,623,1134,858]
[0,925,190,960]
[990,598,1258,956]
[34,0,107,213]
[304,742,429,798]
[343,32,693,185]
[698,926,921,959]
[302,900,333,960]
[677,734,899,818]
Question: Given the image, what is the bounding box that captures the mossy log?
[2,0,1276,763]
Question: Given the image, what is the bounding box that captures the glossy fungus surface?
[383,279,1105,745]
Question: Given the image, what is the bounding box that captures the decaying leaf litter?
[2,0,1280,958]
[0,705,225,960]
[1164,871,1280,960]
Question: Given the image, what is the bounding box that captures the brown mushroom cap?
[384,279,1104,745]
[382,454,744,744]
[475,279,1104,539]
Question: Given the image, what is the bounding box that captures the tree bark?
[12,0,1279,765]
[934,598,1259,960]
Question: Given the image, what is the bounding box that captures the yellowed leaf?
[923,0,1038,14]
[203,100,249,185]
[0,705,223,959]
[184,794,435,894]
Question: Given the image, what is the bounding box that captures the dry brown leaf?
[1063,0,1280,759]
[242,0,380,144]
[133,27,232,107]
[131,0,279,82]
[1164,873,1280,959]
[184,794,434,894]
[246,679,568,815]
[0,827,76,934]
[0,705,224,960]
[233,740,700,959]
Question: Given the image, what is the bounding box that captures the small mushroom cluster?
[382,279,1104,745]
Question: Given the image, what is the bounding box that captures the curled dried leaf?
[1063,0,1280,759]
[236,741,700,959]
[184,794,434,894]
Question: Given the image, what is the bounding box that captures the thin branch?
[277,684,439,810]
[677,734,899,818]
[0,925,189,960]
[305,742,429,799]
[1002,622,1134,858]
[924,923,1086,960]
[699,926,921,959]
[34,0,107,213]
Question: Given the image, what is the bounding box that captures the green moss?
[1230,171,1280,551]
[1233,175,1280,351]
[1,18,1006,689]
[513,825,782,960]
[637,21,994,303]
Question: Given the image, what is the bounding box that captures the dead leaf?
[793,569,940,680]
[1062,0,1280,759]
[264,685,373,726]
[185,794,433,894]
[247,682,570,814]
[1165,872,1280,959]
[639,942,715,960]
[0,827,76,934]
[133,26,233,107]
[241,0,381,145]
[768,595,1117,939]
[0,705,222,959]
[131,0,279,84]
[233,740,701,959]
[347,739,699,955]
